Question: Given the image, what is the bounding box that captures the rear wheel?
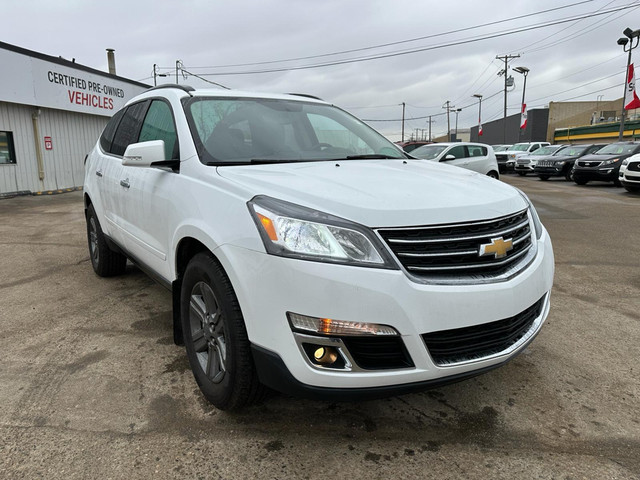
[564,168,574,182]
[86,204,127,277]
[487,171,499,179]
[181,252,266,410]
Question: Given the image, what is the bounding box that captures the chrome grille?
[627,162,640,172]
[377,209,533,279]
[577,160,602,168]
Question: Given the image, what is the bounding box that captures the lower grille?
[422,296,545,366]
[342,337,414,370]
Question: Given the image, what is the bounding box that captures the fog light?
[313,346,338,365]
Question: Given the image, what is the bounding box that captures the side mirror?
[443,154,456,161]
[123,140,166,167]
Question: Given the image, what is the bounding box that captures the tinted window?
[0,131,17,164]
[111,101,149,156]
[139,100,179,160]
[468,146,487,157]
[445,145,466,159]
[99,109,125,153]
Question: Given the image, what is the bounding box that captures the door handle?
[95,169,103,177]
[120,178,130,189]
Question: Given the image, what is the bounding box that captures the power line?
[174,3,638,77]
[163,1,596,71]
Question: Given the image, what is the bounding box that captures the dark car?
[572,142,640,186]
[535,144,605,181]
[397,141,433,153]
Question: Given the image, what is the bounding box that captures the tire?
[564,168,573,182]
[538,175,550,181]
[181,252,266,410]
[487,171,499,179]
[517,172,526,176]
[613,178,622,187]
[624,185,640,194]
[86,204,127,277]
[574,177,588,185]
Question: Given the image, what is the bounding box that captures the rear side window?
[99,109,125,153]
[111,101,149,156]
[468,146,487,157]
[138,100,179,160]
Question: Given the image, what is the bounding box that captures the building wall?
[1,101,107,194]
[546,99,623,143]
[470,108,549,145]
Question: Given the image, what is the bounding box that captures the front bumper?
[535,166,564,176]
[572,167,619,182]
[217,231,554,393]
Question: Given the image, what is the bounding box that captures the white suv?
[410,142,500,178]
[84,85,554,410]
[496,142,550,173]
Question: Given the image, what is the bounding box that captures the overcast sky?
[2,0,638,140]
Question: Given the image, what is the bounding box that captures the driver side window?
[445,145,466,160]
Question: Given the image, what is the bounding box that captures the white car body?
[497,142,550,172]
[83,87,554,405]
[410,142,500,178]
[621,153,640,193]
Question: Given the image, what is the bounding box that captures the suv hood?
[217,160,527,227]
[580,153,628,161]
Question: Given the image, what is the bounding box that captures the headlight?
[602,157,620,165]
[556,161,565,166]
[248,195,398,268]
[508,153,517,160]
[621,158,630,167]
[514,189,544,240]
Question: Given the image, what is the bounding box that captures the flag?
[478,121,483,136]
[625,63,640,110]
[520,103,527,130]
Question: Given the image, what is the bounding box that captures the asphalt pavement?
[0,175,638,479]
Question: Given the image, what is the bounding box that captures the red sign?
[44,136,53,150]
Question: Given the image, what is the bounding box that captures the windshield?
[411,144,448,160]
[183,97,405,164]
[595,143,638,155]
[510,143,531,152]
[555,145,588,156]
[532,146,563,156]
[494,145,511,152]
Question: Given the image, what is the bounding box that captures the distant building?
[470,108,549,145]
[0,41,149,196]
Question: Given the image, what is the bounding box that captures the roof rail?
[146,84,195,95]
[287,93,323,101]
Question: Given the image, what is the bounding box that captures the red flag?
[478,120,483,136]
[625,63,640,110]
[520,103,527,130]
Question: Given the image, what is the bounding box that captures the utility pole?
[401,102,406,142]
[443,101,452,142]
[427,116,434,141]
[496,54,520,144]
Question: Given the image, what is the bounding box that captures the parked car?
[513,145,566,176]
[495,142,550,173]
[492,144,512,152]
[83,85,554,410]
[572,142,640,186]
[397,140,432,153]
[535,144,605,181]
[410,142,500,178]
[620,153,640,193]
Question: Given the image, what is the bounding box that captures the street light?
[513,66,530,138]
[473,94,483,139]
[617,27,640,140]
[454,108,462,141]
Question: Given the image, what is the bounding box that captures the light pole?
[443,101,453,142]
[153,64,168,86]
[514,66,530,138]
[454,108,462,141]
[473,94,482,139]
[617,27,640,140]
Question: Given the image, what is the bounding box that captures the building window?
[0,131,17,164]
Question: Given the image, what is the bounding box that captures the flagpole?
[617,28,640,141]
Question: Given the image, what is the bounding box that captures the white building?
[0,41,149,196]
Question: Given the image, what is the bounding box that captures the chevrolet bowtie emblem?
[479,237,513,259]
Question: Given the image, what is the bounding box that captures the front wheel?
[181,252,266,410]
[86,204,127,277]
[574,177,588,185]
[538,175,550,181]
[517,172,526,176]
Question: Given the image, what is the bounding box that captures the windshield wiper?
[344,154,402,160]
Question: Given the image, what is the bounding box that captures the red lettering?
[67,90,75,103]
[67,90,114,110]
